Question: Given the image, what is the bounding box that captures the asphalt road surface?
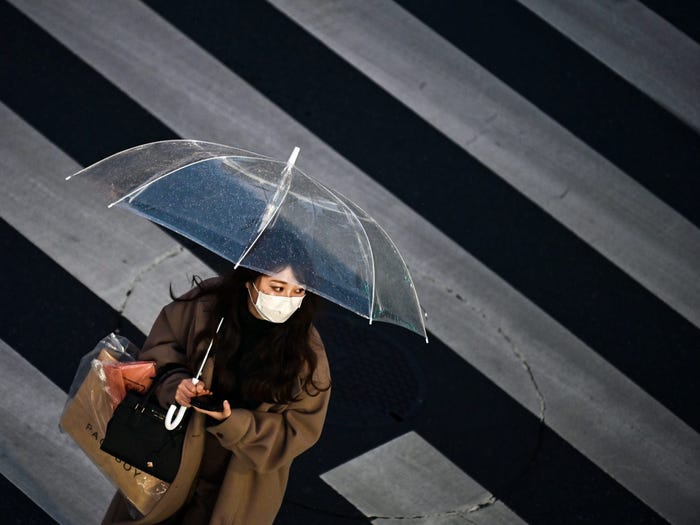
[1,1,699,524]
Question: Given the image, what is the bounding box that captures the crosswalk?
[1,1,699,524]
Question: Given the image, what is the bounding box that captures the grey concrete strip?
[321,432,526,525]
[517,0,700,133]
[0,338,114,525]
[0,104,213,335]
[268,0,700,332]
[8,2,700,523]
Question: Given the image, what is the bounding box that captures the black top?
[197,307,275,490]
[212,305,274,410]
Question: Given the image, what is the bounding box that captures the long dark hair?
[172,264,328,404]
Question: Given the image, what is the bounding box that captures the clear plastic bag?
[60,333,169,516]
[65,333,138,399]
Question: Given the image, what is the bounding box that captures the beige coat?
[102,286,331,525]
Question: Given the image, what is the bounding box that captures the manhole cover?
[316,308,425,427]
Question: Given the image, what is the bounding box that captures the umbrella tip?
[286,147,300,171]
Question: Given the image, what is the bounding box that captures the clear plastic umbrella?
[67,140,428,342]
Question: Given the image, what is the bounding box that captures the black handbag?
[100,368,191,483]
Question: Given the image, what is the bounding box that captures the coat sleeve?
[137,296,199,407]
[206,328,331,473]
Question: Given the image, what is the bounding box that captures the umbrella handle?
[164,377,199,430]
[165,404,187,430]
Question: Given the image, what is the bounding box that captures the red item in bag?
[102,361,156,410]
[119,361,156,393]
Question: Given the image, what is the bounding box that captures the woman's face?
[246,267,306,322]
[248,266,306,299]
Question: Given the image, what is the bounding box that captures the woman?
[102,262,331,525]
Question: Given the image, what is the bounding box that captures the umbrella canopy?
[68,140,428,341]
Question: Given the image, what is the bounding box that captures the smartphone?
[190,394,224,412]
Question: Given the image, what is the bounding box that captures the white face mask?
[248,282,304,323]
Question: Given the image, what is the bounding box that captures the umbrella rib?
[308,178,377,324]
[104,155,260,208]
[319,182,427,342]
[67,139,272,181]
[234,148,298,269]
[365,214,429,343]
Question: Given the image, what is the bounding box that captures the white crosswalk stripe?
[321,432,526,524]
[1,1,699,524]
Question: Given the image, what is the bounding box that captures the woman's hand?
[174,378,211,407]
[192,399,232,421]
[174,378,231,420]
